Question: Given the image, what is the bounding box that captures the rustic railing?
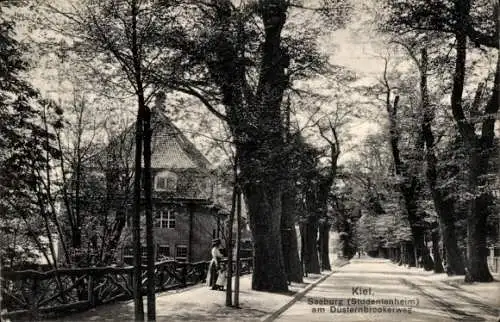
[1,257,253,320]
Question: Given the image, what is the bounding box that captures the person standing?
[206,239,223,290]
[215,262,227,291]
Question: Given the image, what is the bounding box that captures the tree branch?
[173,85,229,122]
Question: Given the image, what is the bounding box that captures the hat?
[212,238,221,246]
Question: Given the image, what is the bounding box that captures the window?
[157,245,171,260]
[123,246,133,256]
[155,210,176,229]
[123,246,133,265]
[123,246,148,257]
[123,246,149,265]
[140,246,148,265]
[158,245,170,257]
[175,245,188,262]
[154,171,177,192]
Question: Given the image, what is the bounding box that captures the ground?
[275,257,499,322]
[45,256,499,322]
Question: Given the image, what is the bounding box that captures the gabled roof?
[150,111,211,171]
[107,110,212,172]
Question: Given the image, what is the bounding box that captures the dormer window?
[154,170,177,192]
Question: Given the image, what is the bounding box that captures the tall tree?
[316,118,341,270]
[150,0,352,291]
[414,46,465,274]
[298,142,323,274]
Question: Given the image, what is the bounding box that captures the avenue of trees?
[1,0,498,320]
[345,0,498,282]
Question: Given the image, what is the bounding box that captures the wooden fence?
[1,257,253,320]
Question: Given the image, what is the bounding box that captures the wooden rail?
[1,257,253,320]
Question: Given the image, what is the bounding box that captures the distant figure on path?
[206,238,223,290]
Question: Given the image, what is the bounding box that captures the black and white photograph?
[0,0,499,321]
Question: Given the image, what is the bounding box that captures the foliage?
[344,132,413,252]
[380,0,498,49]
[0,3,63,268]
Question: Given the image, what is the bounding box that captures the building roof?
[104,110,212,172]
[149,111,211,170]
[84,105,222,203]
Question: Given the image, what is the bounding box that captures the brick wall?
[120,203,224,263]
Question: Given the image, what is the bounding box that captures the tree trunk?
[281,187,303,282]
[402,243,409,266]
[226,170,237,306]
[392,247,401,263]
[464,56,498,282]
[407,242,416,267]
[395,246,401,264]
[421,243,434,270]
[73,147,82,252]
[143,103,156,320]
[404,202,429,269]
[131,1,145,319]
[102,209,127,265]
[401,242,415,267]
[399,242,405,265]
[438,205,466,275]
[234,188,242,307]
[466,196,492,282]
[318,222,331,270]
[341,233,352,259]
[132,108,144,321]
[243,181,288,291]
[411,226,434,270]
[466,153,494,282]
[300,217,320,274]
[431,228,445,273]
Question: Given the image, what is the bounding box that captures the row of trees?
[344,0,498,283]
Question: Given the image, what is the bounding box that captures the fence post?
[87,273,95,308]
[29,276,39,320]
[181,263,187,287]
[129,270,134,297]
[157,264,164,290]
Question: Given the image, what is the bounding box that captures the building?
[105,108,229,265]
